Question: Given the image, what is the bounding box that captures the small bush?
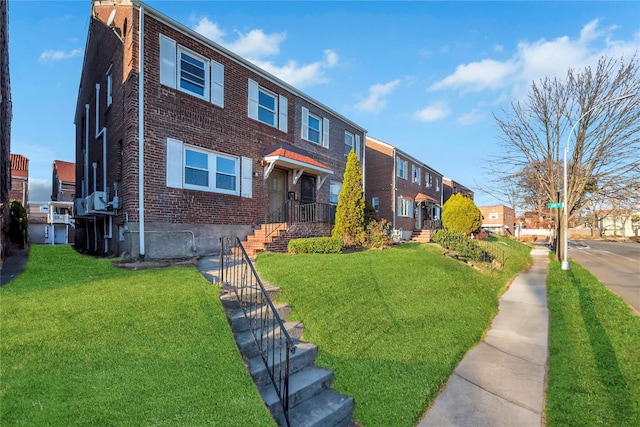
[365,219,393,249]
[288,237,343,254]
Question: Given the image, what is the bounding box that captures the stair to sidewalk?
[221,284,354,427]
[236,223,289,257]
[411,229,434,242]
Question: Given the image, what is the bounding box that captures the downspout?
[84,104,90,197]
[138,4,145,259]
[95,84,107,195]
[392,147,396,230]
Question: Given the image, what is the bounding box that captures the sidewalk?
[0,244,28,286]
[418,244,550,427]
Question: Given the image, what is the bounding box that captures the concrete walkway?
[419,245,550,427]
[0,244,28,286]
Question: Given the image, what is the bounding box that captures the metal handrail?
[219,237,296,426]
[263,200,336,241]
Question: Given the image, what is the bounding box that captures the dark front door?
[299,175,316,204]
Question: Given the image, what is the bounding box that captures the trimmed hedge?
[288,237,343,254]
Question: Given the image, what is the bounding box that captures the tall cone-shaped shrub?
[332,150,366,246]
[441,193,483,236]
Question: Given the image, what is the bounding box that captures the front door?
[300,175,316,204]
[268,169,286,222]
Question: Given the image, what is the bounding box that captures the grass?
[0,245,274,426]
[545,256,640,426]
[256,238,531,426]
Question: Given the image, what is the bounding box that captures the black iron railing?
[263,200,336,241]
[422,219,443,230]
[219,237,296,426]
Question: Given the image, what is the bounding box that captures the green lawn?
[256,238,531,426]
[0,245,273,426]
[545,257,640,426]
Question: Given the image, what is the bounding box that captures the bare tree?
[492,55,640,260]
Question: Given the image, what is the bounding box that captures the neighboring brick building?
[51,160,75,202]
[479,205,515,236]
[442,177,474,204]
[9,154,28,208]
[75,0,366,259]
[1,0,11,259]
[365,136,443,240]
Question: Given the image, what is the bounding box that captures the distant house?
[365,136,443,241]
[9,154,28,208]
[51,160,75,202]
[442,177,474,204]
[28,201,75,245]
[74,0,366,259]
[0,0,11,259]
[479,205,515,236]
[597,209,639,238]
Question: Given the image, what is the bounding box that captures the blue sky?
[8,0,640,204]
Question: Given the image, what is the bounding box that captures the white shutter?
[355,135,361,161]
[409,200,414,218]
[248,79,258,119]
[322,117,330,148]
[211,60,224,108]
[159,34,176,89]
[241,157,252,198]
[166,138,183,188]
[278,95,288,132]
[301,107,309,140]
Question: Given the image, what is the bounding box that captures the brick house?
[9,154,28,208]
[0,0,10,259]
[74,0,366,259]
[51,160,75,203]
[365,136,443,240]
[479,205,515,236]
[442,177,474,204]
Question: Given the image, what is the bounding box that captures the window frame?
[398,197,413,217]
[330,180,342,205]
[489,212,499,220]
[182,145,240,196]
[372,196,379,213]
[106,64,113,107]
[257,86,278,127]
[412,165,421,185]
[344,131,354,156]
[177,45,210,101]
[307,112,322,145]
[397,158,408,180]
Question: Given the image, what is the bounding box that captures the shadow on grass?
[569,271,634,425]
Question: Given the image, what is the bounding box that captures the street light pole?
[561,93,634,270]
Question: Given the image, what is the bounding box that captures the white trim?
[301,107,309,140]
[177,45,210,101]
[278,95,288,132]
[322,117,330,148]
[241,156,252,198]
[166,138,183,188]
[211,60,224,107]
[248,78,258,120]
[159,34,177,89]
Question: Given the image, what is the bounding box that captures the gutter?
[138,4,145,259]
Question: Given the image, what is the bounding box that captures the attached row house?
[365,136,445,241]
[75,0,365,259]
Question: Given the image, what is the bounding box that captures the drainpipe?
[392,147,396,230]
[138,4,145,259]
[84,104,90,197]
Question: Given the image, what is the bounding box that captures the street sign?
[547,202,564,208]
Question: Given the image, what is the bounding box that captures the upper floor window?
[372,196,379,213]
[397,158,408,180]
[426,174,433,188]
[489,212,499,220]
[412,165,421,185]
[436,177,440,191]
[106,64,113,106]
[248,79,287,132]
[301,107,328,147]
[330,180,342,204]
[159,34,224,107]
[345,132,354,156]
[167,138,252,198]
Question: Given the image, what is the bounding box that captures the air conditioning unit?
[75,198,86,216]
[92,191,107,211]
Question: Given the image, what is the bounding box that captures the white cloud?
[192,16,336,87]
[354,79,401,114]
[38,49,81,62]
[429,59,518,92]
[456,109,486,126]
[430,19,640,95]
[413,102,451,122]
[28,178,51,202]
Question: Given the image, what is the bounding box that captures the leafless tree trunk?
[491,55,640,261]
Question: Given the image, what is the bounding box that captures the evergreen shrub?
[288,237,343,254]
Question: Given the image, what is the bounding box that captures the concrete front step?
[236,321,304,359]
[261,365,334,417]
[230,303,292,333]
[277,388,355,427]
[219,284,281,309]
[248,341,318,387]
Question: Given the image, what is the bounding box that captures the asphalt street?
[568,240,640,314]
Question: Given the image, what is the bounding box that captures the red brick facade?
[365,136,443,239]
[75,1,365,258]
[1,0,11,258]
[479,205,515,236]
[9,154,28,207]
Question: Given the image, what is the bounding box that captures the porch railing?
[423,219,443,230]
[264,200,336,241]
[219,237,296,426]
